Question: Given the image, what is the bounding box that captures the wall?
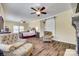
[28,20,45,37]
[28,20,40,32]
[0,4,5,17]
[0,4,5,31]
[40,20,45,37]
[55,9,76,44]
[4,20,29,32]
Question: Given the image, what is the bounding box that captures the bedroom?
[0,3,78,56]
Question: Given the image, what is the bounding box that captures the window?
[13,26,19,33]
[13,25,24,33]
[20,26,24,32]
[45,17,55,36]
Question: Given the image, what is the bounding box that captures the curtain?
[44,17,55,36]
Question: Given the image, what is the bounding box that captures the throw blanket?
[0,44,16,52]
[11,41,26,49]
[0,41,26,52]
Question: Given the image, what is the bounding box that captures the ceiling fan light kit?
[30,6,47,16]
[36,11,41,15]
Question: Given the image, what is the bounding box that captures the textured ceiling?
[2,3,77,22]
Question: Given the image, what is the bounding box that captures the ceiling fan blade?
[31,7,37,11]
[41,12,47,14]
[31,12,36,14]
[40,7,45,11]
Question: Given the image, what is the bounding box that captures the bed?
[19,31,36,38]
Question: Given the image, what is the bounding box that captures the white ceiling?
[2,3,77,22]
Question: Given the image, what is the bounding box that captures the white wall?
[28,20,43,37]
[55,9,76,44]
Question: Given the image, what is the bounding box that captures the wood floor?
[27,37,76,56]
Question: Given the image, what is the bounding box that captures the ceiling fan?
[31,6,47,16]
[20,20,26,23]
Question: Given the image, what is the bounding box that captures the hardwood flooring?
[27,37,76,56]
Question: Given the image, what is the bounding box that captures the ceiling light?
[36,11,41,15]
